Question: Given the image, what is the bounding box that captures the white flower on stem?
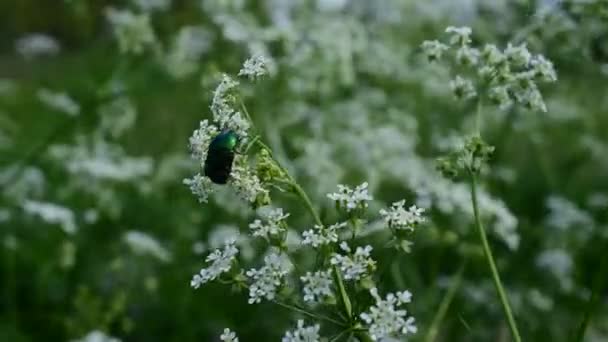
[220,328,239,342]
[530,55,557,82]
[330,242,375,281]
[445,26,472,46]
[37,88,80,116]
[123,230,172,263]
[165,26,212,79]
[481,44,505,66]
[504,43,532,68]
[230,157,268,204]
[190,238,238,289]
[281,320,321,342]
[133,0,171,12]
[105,8,156,55]
[15,33,60,59]
[238,55,270,80]
[449,75,476,100]
[210,74,250,138]
[188,120,219,162]
[360,287,417,341]
[489,86,513,110]
[22,200,77,235]
[327,182,373,212]
[249,207,290,240]
[246,253,290,304]
[420,40,449,61]
[301,222,347,247]
[183,173,215,203]
[300,269,334,303]
[456,46,480,66]
[379,200,425,231]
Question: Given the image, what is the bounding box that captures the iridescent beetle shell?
[204,130,238,184]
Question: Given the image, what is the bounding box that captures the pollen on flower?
[360,287,417,340]
[190,238,239,289]
[281,320,321,342]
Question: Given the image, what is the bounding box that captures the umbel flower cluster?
[422,26,557,112]
[185,56,425,341]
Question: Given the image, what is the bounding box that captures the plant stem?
[573,248,608,342]
[274,300,345,327]
[470,174,521,342]
[424,261,467,342]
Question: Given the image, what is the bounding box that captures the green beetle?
[204,130,238,184]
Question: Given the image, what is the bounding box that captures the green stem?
[273,300,345,327]
[424,261,467,342]
[470,174,521,342]
[573,249,608,342]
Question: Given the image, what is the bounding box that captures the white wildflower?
[105,8,156,55]
[191,238,239,289]
[123,230,172,263]
[133,0,171,12]
[209,74,250,137]
[330,242,375,281]
[445,26,472,46]
[246,253,290,304]
[489,85,513,110]
[70,330,121,342]
[183,173,215,203]
[481,44,505,65]
[504,43,532,67]
[165,26,212,79]
[530,55,557,82]
[449,75,476,100]
[188,120,219,162]
[22,200,77,235]
[230,159,268,204]
[300,269,334,303]
[360,287,417,341]
[421,40,449,61]
[456,46,480,66]
[37,88,80,116]
[238,55,270,80]
[301,222,346,247]
[536,248,574,291]
[380,200,425,231]
[282,320,321,342]
[98,97,137,138]
[249,207,290,240]
[15,33,60,59]
[220,328,239,342]
[327,182,373,212]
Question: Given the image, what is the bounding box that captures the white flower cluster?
[246,253,290,304]
[70,330,121,342]
[22,200,77,235]
[301,222,346,247]
[379,200,425,231]
[330,242,375,281]
[360,287,417,341]
[133,0,171,12]
[421,26,557,112]
[105,8,156,55]
[300,269,334,303]
[210,74,250,138]
[165,26,212,79]
[238,55,270,80]
[220,328,239,342]
[37,88,80,116]
[123,230,172,263]
[230,157,268,204]
[190,238,239,289]
[15,33,60,59]
[281,320,321,342]
[327,182,373,212]
[249,207,290,240]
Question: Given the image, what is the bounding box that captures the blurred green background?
[1,0,607,341]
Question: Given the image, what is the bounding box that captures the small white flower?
[246,253,290,304]
[456,46,479,66]
[22,200,77,235]
[301,222,346,247]
[327,182,373,212]
[133,0,171,12]
[70,330,121,342]
[330,242,375,281]
[238,55,270,80]
[183,173,215,203]
[210,74,250,138]
[249,207,290,240]
[37,88,80,116]
[360,287,417,341]
[530,55,557,82]
[380,200,425,231]
[445,26,472,46]
[123,230,172,263]
[504,43,532,68]
[188,120,219,162]
[420,40,449,61]
[230,158,268,204]
[105,8,156,55]
[300,269,334,303]
[481,44,505,66]
[165,26,212,78]
[282,320,321,342]
[449,75,476,100]
[489,86,513,110]
[220,328,239,342]
[190,238,239,288]
[15,33,60,59]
